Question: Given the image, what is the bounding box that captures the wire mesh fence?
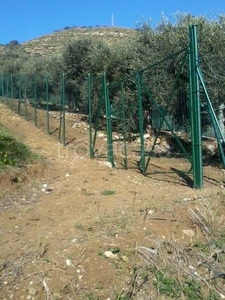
[0,26,224,189]
[0,73,66,145]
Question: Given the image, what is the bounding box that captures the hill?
[2,27,137,57]
[0,45,6,55]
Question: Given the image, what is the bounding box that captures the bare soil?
[0,102,224,300]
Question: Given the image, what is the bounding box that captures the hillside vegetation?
[1,14,225,129]
[15,27,136,57]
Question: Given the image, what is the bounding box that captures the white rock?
[98,161,113,168]
[183,197,192,202]
[207,144,215,153]
[136,138,141,143]
[182,229,195,238]
[144,133,150,139]
[65,173,70,177]
[66,259,72,266]
[122,255,129,262]
[104,251,117,259]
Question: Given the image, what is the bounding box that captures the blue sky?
[1,0,224,45]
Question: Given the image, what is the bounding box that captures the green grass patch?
[0,122,36,168]
[101,190,115,196]
[153,270,181,298]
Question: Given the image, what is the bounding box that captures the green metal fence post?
[189,25,203,189]
[10,74,13,110]
[88,74,94,158]
[34,74,37,126]
[18,75,21,115]
[1,74,4,97]
[45,75,50,134]
[188,45,195,173]
[62,73,66,146]
[121,82,128,169]
[104,73,114,167]
[137,72,146,174]
[6,74,9,105]
[24,75,28,120]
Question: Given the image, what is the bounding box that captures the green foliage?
[153,271,211,299]
[62,38,102,111]
[0,123,35,168]
[0,151,12,166]
[182,279,202,299]
[207,290,221,300]
[153,271,181,298]
[101,190,115,196]
[74,222,84,230]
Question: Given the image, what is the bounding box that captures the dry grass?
[124,197,225,299]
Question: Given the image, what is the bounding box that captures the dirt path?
[0,103,224,299]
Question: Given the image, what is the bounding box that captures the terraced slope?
[2,27,137,57]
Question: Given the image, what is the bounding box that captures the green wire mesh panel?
[106,78,140,169]
[89,48,194,182]
[88,74,108,160]
[138,48,193,177]
[0,73,67,144]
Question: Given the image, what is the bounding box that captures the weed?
[140,271,149,282]
[74,222,84,230]
[188,197,216,240]
[86,294,100,300]
[101,190,115,196]
[94,283,103,290]
[114,293,129,300]
[106,230,118,237]
[193,241,210,253]
[182,279,202,299]
[119,217,127,230]
[207,290,221,300]
[215,236,225,249]
[153,270,181,298]
[109,247,120,254]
